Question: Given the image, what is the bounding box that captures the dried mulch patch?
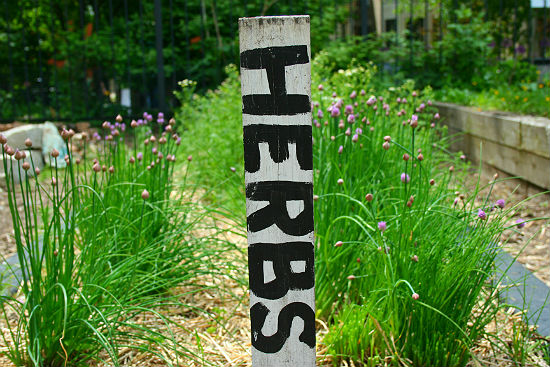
[466,168,550,287]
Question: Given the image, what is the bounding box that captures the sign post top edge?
[238,15,311,52]
[239,15,310,25]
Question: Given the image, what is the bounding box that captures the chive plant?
[0,114,218,366]
[174,61,546,366]
[311,68,524,365]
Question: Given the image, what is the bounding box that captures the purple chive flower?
[516,219,525,228]
[347,114,355,123]
[352,134,359,143]
[366,96,376,106]
[330,106,341,117]
[410,114,419,128]
[137,152,143,161]
[317,109,324,118]
[478,209,487,220]
[345,104,354,115]
[350,91,357,99]
[360,90,366,96]
[495,199,505,209]
[345,127,351,136]
[402,98,407,104]
[337,178,344,185]
[332,92,337,98]
[338,145,344,154]
[434,113,440,120]
[378,221,387,232]
[355,127,363,135]
[335,99,343,108]
[401,173,411,183]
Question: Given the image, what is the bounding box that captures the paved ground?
[496,251,550,338]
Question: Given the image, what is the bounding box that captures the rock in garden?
[2,124,44,149]
[41,122,67,168]
[0,150,44,187]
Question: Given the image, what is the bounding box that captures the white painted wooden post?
[239,16,315,367]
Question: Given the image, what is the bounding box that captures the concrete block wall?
[435,102,550,190]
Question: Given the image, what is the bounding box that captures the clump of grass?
[313,64,544,366]
[0,115,221,366]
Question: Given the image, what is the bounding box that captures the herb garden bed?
[1,61,549,365]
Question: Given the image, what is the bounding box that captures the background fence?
[1,0,549,124]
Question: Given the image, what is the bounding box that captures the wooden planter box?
[435,102,550,190]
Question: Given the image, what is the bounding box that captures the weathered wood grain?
[239,15,315,367]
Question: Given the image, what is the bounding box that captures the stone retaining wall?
[435,102,550,190]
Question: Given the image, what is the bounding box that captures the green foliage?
[436,77,550,117]
[0,0,347,120]
[428,6,493,88]
[174,65,246,217]
[311,65,489,366]
[477,59,539,88]
[312,4,549,117]
[309,5,494,91]
[0,117,228,366]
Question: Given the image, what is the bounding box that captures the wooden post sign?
[239,16,315,366]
